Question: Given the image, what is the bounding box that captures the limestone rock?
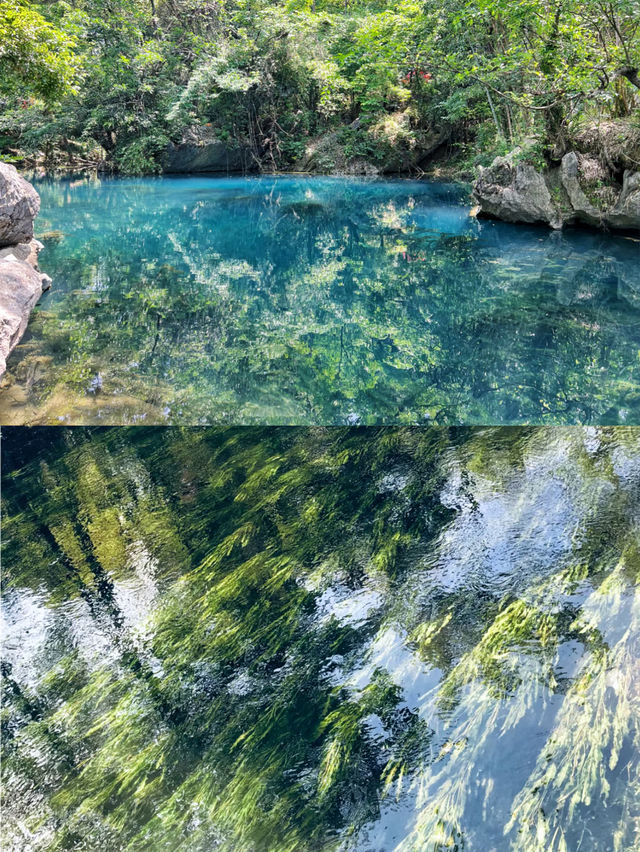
[573,120,640,173]
[0,167,51,377]
[0,237,46,271]
[473,150,640,233]
[297,123,448,175]
[559,152,603,228]
[473,154,559,226]
[607,171,640,231]
[0,162,41,247]
[0,254,46,377]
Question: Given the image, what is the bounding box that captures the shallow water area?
[3,426,640,851]
[1,174,639,425]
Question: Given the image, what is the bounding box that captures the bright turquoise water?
[1,175,639,425]
[3,426,640,851]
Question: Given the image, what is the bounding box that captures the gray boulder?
[607,171,640,231]
[0,162,41,247]
[0,237,47,269]
[0,166,51,377]
[0,241,49,377]
[473,154,559,227]
[559,152,603,228]
[473,150,640,233]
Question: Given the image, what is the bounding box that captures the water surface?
[3,426,639,850]
[1,175,639,425]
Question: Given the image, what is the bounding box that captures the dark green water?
[1,175,639,426]
[3,426,639,851]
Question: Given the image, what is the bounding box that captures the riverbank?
[8,114,640,234]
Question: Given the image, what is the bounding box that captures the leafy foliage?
[0,0,637,171]
[0,1,80,102]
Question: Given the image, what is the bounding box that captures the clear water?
[1,174,639,425]
[3,426,640,851]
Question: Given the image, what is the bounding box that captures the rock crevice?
[0,162,50,378]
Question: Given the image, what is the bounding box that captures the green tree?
[0,1,79,102]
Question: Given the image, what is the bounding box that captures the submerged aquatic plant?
[2,426,639,851]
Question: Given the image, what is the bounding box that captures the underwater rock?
[473,150,640,232]
[165,127,254,173]
[0,162,41,247]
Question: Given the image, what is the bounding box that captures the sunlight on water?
[2,426,639,851]
[0,175,639,425]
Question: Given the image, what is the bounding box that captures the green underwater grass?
[2,426,639,851]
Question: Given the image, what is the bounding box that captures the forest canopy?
[0,0,638,173]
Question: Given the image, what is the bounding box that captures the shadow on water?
[0,175,638,425]
[2,426,640,850]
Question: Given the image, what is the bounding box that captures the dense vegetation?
[2,426,640,850]
[1,0,639,173]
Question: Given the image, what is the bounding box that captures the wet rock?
[0,162,41,247]
[87,372,103,394]
[39,229,65,242]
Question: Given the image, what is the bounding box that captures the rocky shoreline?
[9,123,640,238]
[472,149,640,233]
[164,130,640,234]
[0,163,51,378]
